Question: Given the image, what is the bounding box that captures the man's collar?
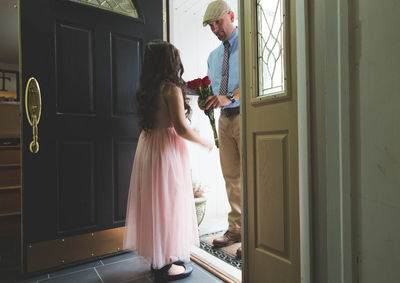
[225,27,238,46]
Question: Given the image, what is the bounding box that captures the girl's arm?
[164,84,213,150]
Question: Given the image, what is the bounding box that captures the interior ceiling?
[0,0,18,65]
[0,0,238,67]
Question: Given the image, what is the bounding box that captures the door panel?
[112,35,141,117]
[255,132,288,257]
[20,0,163,272]
[56,23,95,114]
[242,0,300,282]
[113,139,137,223]
[58,140,96,232]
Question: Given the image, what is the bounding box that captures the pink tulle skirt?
[124,127,199,269]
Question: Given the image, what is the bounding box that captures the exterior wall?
[310,0,400,282]
[351,1,400,282]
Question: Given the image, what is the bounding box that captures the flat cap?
[203,0,231,27]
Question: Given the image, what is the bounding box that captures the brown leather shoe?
[236,246,242,259]
[212,231,241,247]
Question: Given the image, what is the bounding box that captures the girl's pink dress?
[124,92,199,269]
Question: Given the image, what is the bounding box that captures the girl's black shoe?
[150,260,184,271]
[153,263,193,282]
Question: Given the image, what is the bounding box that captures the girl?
[124,40,213,281]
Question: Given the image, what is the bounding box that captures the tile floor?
[7,217,229,283]
[15,252,224,283]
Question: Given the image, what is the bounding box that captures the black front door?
[20,0,163,273]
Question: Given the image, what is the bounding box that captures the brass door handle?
[25,77,42,154]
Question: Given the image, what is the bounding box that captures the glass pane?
[70,0,139,19]
[257,0,285,97]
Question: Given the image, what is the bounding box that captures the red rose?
[194,78,202,88]
[187,78,204,90]
[187,80,196,90]
[186,76,218,147]
[202,76,211,87]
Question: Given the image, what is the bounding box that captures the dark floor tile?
[101,252,137,265]
[48,260,102,278]
[12,254,224,283]
[14,273,48,282]
[14,259,103,282]
[125,276,152,283]
[96,256,150,283]
[38,269,101,283]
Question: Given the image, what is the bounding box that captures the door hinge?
[163,11,167,23]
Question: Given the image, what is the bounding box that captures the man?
[200,0,242,258]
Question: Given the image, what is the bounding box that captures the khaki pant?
[218,114,241,234]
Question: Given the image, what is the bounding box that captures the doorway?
[168,0,242,281]
[169,0,311,282]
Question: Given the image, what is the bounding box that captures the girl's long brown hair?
[136,40,191,131]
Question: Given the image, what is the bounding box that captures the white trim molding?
[310,0,353,282]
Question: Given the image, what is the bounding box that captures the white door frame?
[308,0,353,282]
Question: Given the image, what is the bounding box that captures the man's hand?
[197,88,239,110]
[198,95,231,110]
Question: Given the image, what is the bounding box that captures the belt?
[221,106,240,117]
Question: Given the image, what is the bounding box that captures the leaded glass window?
[70,0,139,19]
[257,0,286,97]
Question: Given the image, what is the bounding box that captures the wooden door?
[20,0,163,273]
[241,0,300,282]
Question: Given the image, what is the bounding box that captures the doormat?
[199,231,242,269]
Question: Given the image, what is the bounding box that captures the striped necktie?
[219,40,230,95]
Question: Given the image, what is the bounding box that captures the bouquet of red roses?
[187,76,219,148]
